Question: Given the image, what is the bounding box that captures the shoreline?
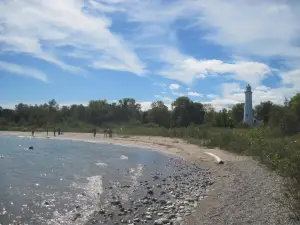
[0,131,298,225]
[0,131,223,163]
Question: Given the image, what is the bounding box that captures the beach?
[0,131,298,225]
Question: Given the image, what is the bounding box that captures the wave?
[120,155,128,160]
[48,175,103,225]
[96,162,108,167]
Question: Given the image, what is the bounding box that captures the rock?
[168,214,176,219]
[176,216,183,222]
[72,213,81,221]
[186,198,194,202]
[147,189,154,195]
[145,215,152,220]
[28,146,34,150]
[111,200,121,205]
[44,201,50,205]
[159,199,167,205]
[154,218,169,224]
[133,218,140,222]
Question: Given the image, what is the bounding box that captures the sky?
[1,0,300,111]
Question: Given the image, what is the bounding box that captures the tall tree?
[171,97,205,127]
[147,101,171,128]
[230,103,244,124]
[254,101,274,124]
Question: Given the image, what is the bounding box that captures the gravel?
[83,157,214,225]
[185,156,299,225]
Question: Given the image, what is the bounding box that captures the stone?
[159,199,167,205]
[72,213,81,221]
[133,218,140,222]
[147,189,154,195]
[154,218,169,224]
[111,200,121,206]
[145,215,152,220]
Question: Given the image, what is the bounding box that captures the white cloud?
[139,101,152,111]
[154,95,173,103]
[206,94,219,99]
[171,91,185,97]
[0,0,145,75]
[187,92,202,97]
[0,61,48,82]
[159,48,272,85]
[221,83,242,96]
[139,101,172,111]
[169,83,180,90]
[204,84,289,111]
[281,69,300,88]
[194,0,300,60]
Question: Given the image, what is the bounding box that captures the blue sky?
[0,0,300,110]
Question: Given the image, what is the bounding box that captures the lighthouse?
[243,84,254,125]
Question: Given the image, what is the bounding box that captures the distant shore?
[0,131,297,225]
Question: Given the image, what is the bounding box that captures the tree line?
[1,93,300,135]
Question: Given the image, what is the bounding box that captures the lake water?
[0,135,183,225]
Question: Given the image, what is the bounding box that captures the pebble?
[87,158,213,224]
[145,215,152,220]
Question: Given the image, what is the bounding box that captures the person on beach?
[58,128,61,135]
[93,128,96,137]
[46,128,48,136]
[54,128,56,137]
[104,129,107,138]
[108,129,112,138]
[31,130,34,137]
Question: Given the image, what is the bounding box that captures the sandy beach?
[0,131,298,225]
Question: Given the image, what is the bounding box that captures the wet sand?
[0,131,298,225]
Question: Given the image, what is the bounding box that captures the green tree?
[171,97,205,127]
[290,93,300,116]
[254,101,274,124]
[230,103,244,124]
[147,101,171,128]
[280,110,299,136]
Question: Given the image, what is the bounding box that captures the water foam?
[96,162,107,167]
[48,175,103,225]
[120,155,128,160]
[119,164,143,201]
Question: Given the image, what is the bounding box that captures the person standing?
[31,130,34,137]
[46,128,48,136]
[104,129,107,138]
[93,128,96,137]
[54,128,56,137]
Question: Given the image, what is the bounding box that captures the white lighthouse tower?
[243,84,254,125]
